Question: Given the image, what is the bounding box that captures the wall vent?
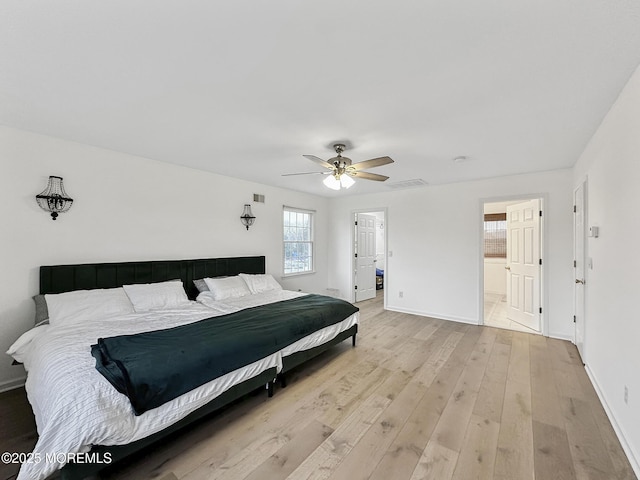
[253,194,265,203]
[386,179,428,189]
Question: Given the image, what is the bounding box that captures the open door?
[506,199,541,331]
[574,183,586,361]
[355,213,376,302]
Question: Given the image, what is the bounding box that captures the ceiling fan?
[283,143,394,190]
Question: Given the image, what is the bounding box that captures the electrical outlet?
[624,386,629,404]
[399,291,403,298]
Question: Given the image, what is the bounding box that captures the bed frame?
[37,256,357,480]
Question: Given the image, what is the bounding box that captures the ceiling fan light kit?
[322,173,355,190]
[286,143,394,191]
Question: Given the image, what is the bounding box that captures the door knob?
[505,266,511,270]
[575,279,585,284]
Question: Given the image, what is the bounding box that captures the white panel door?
[355,213,376,302]
[506,199,541,331]
[574,183,586,361]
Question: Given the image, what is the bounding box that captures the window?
[283,207,314,275]
[484,213,507,258]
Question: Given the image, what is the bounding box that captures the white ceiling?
[2,1,640,197]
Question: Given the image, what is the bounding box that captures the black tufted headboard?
[39,256,266,300]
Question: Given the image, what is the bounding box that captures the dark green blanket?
[91,294,358,415]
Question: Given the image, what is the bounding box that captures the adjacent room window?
[283,206,314,275]
[484,213,507,258]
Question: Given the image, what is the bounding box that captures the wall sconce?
[240,204,255,230]
[36,176,74,220]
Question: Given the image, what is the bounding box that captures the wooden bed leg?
[279,374,287,388]
[352,333,357,347]
[267,380,274,397]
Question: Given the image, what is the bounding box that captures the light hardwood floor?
[1,292,636,480]
[484,293,540,335]
[101,292,635,480]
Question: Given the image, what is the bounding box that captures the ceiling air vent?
[386,179,428,189]
[253,194,265,203]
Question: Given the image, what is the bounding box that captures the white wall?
[484,258,506,295]
[327,169,574,339]
[572,63,640,473]
[0,126,329,391]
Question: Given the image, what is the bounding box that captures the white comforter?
[7,291,358,480]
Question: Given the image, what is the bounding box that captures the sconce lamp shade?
[240,204,256,230]
[36,176,73,220]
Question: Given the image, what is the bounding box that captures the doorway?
[352,209,386,304]
[482,198,544,335]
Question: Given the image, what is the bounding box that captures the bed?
[8,256,358,480]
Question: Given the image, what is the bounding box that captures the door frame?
[479,194,548,336]
[574,178,588,360]
[350,207,388,307]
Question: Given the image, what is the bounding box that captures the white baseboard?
[0,376,26,393]
[585,365,640,478]
[484,290,506,296]
[386,306,479,326]
[548,331,574,341]
[387,304,574,340]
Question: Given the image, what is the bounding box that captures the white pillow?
[123,280,190,312]
[45,288,135,326]
[7,324,50,365]
[239,273,283,294]
[204,276,251,301]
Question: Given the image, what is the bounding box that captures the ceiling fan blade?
[351,171,389,182]
[282,171,332,176]
[350,156,394,171]
[303,155,334,169]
